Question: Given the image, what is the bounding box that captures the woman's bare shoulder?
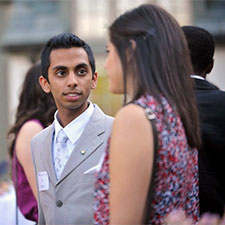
[19,120,43,133]
[15,120,43,159]
[114,103,148,124]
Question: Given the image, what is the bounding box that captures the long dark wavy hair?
[109,4,201,148]
[7,63,56,158]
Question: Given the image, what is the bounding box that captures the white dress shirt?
[190,75,205,80]
[52,102,94,168]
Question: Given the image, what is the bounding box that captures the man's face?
[40,47,97,118]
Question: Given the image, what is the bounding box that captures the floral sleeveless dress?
[93,94,199,225]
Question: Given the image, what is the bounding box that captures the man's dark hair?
[182,26,215,74]
[41,33,96,80]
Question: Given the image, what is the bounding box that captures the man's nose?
[67,72,78,88]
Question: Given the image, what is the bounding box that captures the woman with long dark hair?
[94,4,201,225]
[7,63,56,222]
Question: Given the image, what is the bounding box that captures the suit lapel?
[39,123,57,184]
[56,105,105,184]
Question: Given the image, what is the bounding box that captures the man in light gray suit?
[31,33,113,224]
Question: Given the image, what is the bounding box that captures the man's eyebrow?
[75,63,89,70]
[52,65,67,71]
[52,63,88,71]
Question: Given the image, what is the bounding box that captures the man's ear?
[91,72,98,89]
[206,59,214,74]
[39,76,51,93]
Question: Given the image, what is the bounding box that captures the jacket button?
[56,200,63,207]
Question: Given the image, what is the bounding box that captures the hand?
[164,209,193,225]
[197,213,225,225]
[164,209,225,225]
[0,181,10,196]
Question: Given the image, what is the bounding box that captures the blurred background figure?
[0,160,9,196]
[0,159,35,225]
[183,26,225,217]
[7,63,56,222]
[94,4,201,225]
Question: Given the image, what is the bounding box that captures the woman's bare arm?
[109,104,154,224]
[15,120,43,200]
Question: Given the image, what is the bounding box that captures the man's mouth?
[66,93,79,97]
[64,91,81,96]
[63,92,81,100]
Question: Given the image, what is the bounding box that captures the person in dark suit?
[183,25,225,217]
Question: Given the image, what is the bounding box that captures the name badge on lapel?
[38,171,49,191]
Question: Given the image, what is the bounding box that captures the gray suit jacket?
[31,104,113,225]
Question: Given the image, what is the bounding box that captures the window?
[193,0,225,43]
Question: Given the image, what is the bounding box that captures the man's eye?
[56,70,66,76]
[77,69,87,76]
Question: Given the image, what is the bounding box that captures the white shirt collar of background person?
[190,75,205,80]
[53,101,94,156]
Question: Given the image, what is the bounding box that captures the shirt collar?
[190,75,205,80]
[54,102,94,144]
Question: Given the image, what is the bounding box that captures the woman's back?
[94,94,199,224]
[137,95,199,224]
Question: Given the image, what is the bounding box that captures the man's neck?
[57,104,89,127]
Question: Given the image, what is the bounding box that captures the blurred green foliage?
[91,73,123,117]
